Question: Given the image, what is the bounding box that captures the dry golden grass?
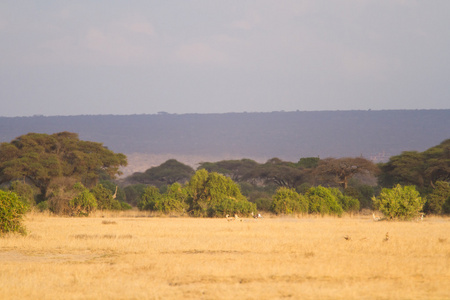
[1,211,449,300]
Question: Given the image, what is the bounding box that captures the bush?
[271,187,308,214]
[0,190,27,235]
[137,186,162,211]
[372,184,425,220]
[124,184,147,206]
[91,183,122,210]
[208,196,256,217]
[424,181,450,215]
[254,197,272,211]
[119,201,132,210]
[186,170,254,217]
[9,181,39,208]
[137,183,188,214]
[330,188,360,213]
[69,183,97,216]
[37,200,49,212]
[47,177,79,215]
[305,186,343,216]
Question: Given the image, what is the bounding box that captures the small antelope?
[373,213,381,221]
[225,214,234,222]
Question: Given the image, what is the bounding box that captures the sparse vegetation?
[0,214,448,299]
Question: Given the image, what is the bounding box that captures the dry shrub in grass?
[47,177,78,215]
[101,220,117,225]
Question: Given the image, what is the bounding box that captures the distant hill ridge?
[1,110,449,175]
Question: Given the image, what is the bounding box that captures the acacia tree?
[244,158,307,188]
[127,159,194,187]
[315,157,379,189]
[198,159,259,182]
[0,132,127,202]
[378,139,450,189]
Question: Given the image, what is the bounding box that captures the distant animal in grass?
[415,213,425,222]
[251,212,263,219]
[225,214,234,222]
[372,213,381,221]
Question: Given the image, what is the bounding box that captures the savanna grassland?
[1,212,449,300]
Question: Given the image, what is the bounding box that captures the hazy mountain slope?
[1,110,449,167]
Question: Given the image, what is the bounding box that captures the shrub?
[330,188,360,213]
[124,184,147,206]
[208,196,256,217]
[424,181,450,215]
[119,201,132,210]
[47,177,79,215]
[37,200,49,212]
[254,197,272,211]
[186,170,254,217]
[137,186,162,211]
[91,183,122,210]
[0,190,27,235]
[69,183,97,216]
[372,184,425,220]
[305,186,343,216]
[271,187,308,214]
[9,181,39,208]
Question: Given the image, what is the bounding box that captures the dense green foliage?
[372,185,425,220]
[305,186,344,216]
[0,190,27,235]
[423,181,450,215]
[90,184,122,210]
[8,180,39,208]
[69,183,97,216]
[186,170,256,217]
[124,184,147,206]
[271,187,308,214]
[379,139,450,189]
[137,184,186,213]
[1,129,447,220]
[0,132,127,202]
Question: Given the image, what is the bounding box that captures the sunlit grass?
[0,212,449,299]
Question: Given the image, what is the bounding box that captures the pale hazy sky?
[1,1,449,117]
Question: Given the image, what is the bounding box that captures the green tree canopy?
[0,132,127,201]
[198,159,259,182]
[127,159,194,187]
[244,158,308,188]
[424,181,450,215]
[378,139,450,189]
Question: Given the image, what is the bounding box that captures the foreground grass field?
[1,212,449,300]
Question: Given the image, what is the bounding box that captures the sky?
[1,1,450,117]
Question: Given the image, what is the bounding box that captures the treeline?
[1,132,450,233]
[113,138,450,218]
